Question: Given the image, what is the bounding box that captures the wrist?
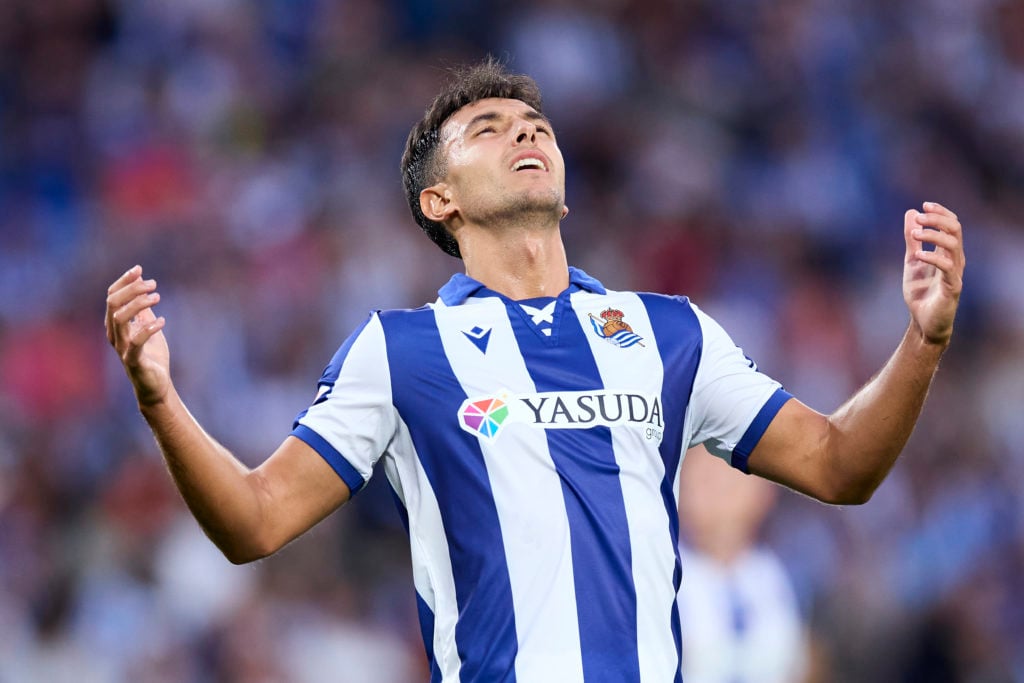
[137,384,176,416]
[906,321,950,357]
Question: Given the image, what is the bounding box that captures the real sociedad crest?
[588,308,645,348]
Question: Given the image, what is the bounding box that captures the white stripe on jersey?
[434,298,586,683]
[382,421,464,679]
[296,313,396,487]
[687,305,783,463]
[570,290,681,682]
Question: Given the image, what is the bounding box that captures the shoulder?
[608,288,702,319]
[376,303,435,321]
[374,304,438,331]
[326,306,432,368]
[623,289,708,339]
[578,286,697,314]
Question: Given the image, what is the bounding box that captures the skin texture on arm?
[747,202,965,505]
[105,266,350,563]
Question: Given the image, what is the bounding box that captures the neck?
[458,221,569,300]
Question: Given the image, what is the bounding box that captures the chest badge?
[588,308,645,348]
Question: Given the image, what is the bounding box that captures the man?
[105,59,965,682]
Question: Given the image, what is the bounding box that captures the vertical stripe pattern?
[434,299,585,683]
[381,307,518,682]
[572,291,700,682]
[509,294,642,683]
[289,271,788,683]
[639,293,704,683]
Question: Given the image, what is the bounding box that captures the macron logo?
[462,326,492,353]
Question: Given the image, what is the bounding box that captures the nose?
[513,119,537,145]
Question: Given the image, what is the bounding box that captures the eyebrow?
[465,109,553,132]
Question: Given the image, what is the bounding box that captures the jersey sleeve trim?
[290,423,366,495]
[731,388,793,473]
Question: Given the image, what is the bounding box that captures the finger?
[123,316,167,363]
[106,279,158,344]
[106,269,146,343]
[913,249,961,288]
[107,277,157,312]
[914,211,963,237]
[109,297,161,356]
[107,265,142,295]
[112,291,161,331]
[921,201,957,220]
[913,214,965,270]
[903,209,922,260]
[913,248,952,269]
[911,227,960,254]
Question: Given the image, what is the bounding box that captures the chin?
[473,190,563,225]
[517,187,565,214]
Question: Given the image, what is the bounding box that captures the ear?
[561,205,570,220]
[420,183,458,223]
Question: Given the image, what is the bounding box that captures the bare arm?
[747,202,965,504]
[105,266,350,563]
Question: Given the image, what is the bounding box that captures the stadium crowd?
[1,0,1022,680]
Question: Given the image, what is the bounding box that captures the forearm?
[106,267,345,560]
[822,323,946,502]
[750,202,963,504]
[139,386,270,563]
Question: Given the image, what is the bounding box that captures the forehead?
[442,97,547,135]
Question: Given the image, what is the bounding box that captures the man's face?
[435,97,567,227]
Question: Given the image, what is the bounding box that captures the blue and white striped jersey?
[292,267,791,683]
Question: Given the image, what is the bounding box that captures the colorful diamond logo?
[460,397,509,439]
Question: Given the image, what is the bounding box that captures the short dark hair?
[401,57,544,258]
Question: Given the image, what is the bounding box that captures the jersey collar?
[437,266,607,306]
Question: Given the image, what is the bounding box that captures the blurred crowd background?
[1,0,1022,681]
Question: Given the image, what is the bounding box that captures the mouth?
[510,154,548,173]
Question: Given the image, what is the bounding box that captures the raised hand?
[903,202,965,347]
[105,265,171,407]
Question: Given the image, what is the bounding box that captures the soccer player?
[105,59,965,682]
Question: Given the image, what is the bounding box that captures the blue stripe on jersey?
[388,484,410,533]
[390,482,441,680]
[416,592,443,683]
[732,388,793,473]
[379,308,519,683]
[507,296,642,683]
[639,293,704,683]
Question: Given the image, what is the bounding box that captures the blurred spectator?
[678,448,809,683]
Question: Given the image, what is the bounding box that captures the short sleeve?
[686,305,792,472]
[291,312,395,495]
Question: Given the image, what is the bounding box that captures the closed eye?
[475,126,496,136]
